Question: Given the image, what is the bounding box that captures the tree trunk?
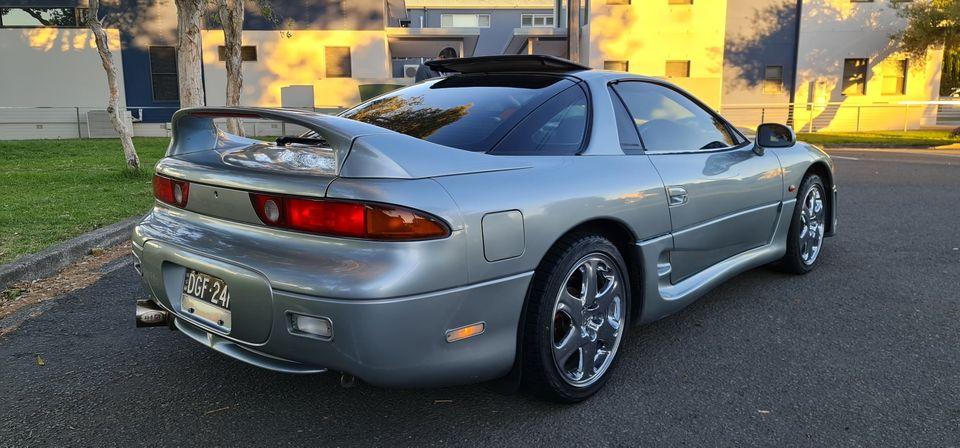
[175,0,204,108]
[219,0,245,135]
[87,0,140,171]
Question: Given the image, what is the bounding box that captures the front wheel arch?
[804,161,834,235]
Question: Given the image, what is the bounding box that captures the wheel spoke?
[553,331,580,366]
[595,276,620,310]
[581,260,599,305]
[597,315,620,343]
[580,340,599,376]
[557,290,584,326]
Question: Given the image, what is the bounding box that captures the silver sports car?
[134,55,836,402]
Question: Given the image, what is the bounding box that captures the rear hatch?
[155,107,532,225]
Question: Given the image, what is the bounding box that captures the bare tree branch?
[88,0,140,171]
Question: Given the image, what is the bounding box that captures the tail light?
[250,193,450,240]
[153,174,190,208]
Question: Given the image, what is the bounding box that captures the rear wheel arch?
[525,218,644,343]
[497,218,645,393]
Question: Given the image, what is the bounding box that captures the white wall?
[0,28,125,139]
[794,0,943,131]
[0,28,124,108]
[583,0,728,108]
[201,30,393,109]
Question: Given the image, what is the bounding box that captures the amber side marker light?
[445,322,485,343]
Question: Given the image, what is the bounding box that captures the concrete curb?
[0,217,140,291]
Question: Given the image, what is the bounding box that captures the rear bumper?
[134,227,531,388]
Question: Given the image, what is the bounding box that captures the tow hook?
[136,299,170,328]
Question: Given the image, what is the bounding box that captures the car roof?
[426,55,665,86]
[426,55,590,74]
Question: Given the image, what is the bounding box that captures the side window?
[610,88,642,153]
[612,81,735,152]
[492,85,589,155]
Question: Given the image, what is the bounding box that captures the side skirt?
[634,198,797,325]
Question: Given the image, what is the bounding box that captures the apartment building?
[0,0,947,138]
[0,0,479,137]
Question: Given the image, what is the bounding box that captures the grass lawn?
[797,130,960,148]
[0,137,170,264]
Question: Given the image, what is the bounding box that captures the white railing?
[2,101,959,141]
[0,106,346,140]
[720,100,960,133]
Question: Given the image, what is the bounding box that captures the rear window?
[340,74,574,152]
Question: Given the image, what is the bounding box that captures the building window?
[668,0,693,4]
[0,7,83,27]
[521,13,555,27]
[604,61,629,72]
[440,14,491,28]
[325,46,352,78]
[149,46,179,102]
[218,46,258,62]
[763,65,784,94]
[842,58,868,96]
[882,59,908,95]
[607,0,631,4]
[665,60,690,78]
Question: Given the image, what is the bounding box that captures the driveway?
[2,148,958,447]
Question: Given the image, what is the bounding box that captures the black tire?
[779,174,828,274]
[521,234,631,403]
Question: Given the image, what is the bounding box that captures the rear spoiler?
[168,107,392,174]
[167,107,530,179]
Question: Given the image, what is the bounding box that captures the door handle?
[667,186,688,206]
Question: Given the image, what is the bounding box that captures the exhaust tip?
[136,299,169,328]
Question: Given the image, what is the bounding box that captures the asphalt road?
[2,148,959,447]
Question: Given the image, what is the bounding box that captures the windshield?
[340,74,573,152]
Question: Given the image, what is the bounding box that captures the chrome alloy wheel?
[551,253,625,388]
[799,184,826,265]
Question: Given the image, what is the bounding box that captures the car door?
[611,80,783,283]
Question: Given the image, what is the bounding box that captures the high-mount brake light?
[153,174,190,208]
[249,193,450,240]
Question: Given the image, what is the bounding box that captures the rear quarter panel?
[434,155,672,284]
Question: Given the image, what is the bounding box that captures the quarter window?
[493,85,589,155]
[612,81,736,152]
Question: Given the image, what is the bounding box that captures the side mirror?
[755,123,796,152]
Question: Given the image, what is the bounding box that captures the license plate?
[181,269,231,329]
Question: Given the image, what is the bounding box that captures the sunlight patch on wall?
[202,30,389,108]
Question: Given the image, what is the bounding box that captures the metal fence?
[2,101,960,141]
[0,106,345,140]
[720,100,960,134]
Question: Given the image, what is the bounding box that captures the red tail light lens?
[153,174,190,208]
[250,193,449,240]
